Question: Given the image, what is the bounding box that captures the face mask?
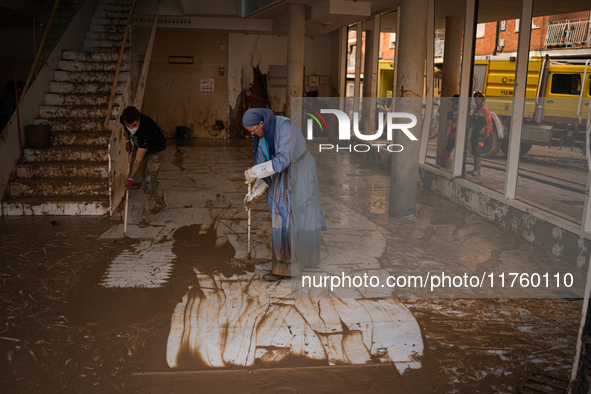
[128,126,139,134]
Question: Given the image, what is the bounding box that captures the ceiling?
[157,0,591,36]
[1,0,589,36]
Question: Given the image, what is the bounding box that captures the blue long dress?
[254,115,326,276]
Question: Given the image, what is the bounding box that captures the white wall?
[228,34,288,113]
[227,33,333,115]
[0,0,97,204]
[142,30,229,139]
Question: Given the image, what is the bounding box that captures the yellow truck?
[473,55,591,156]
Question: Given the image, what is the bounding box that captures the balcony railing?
[544,19,591,49]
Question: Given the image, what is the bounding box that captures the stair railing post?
[104,0,137,128]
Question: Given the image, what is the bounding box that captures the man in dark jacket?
[120,106,167,227]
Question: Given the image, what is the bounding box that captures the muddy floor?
[0,140,585,393]
[0,214,583,393]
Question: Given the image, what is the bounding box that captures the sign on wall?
[200,78,214,93]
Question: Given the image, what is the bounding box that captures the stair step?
[49,81,125,94]
[89,24,126,33]
[94,9,129,18]
[81,46,130,53]
[86,31,127,40]
[9,178,109,197]
[16,161,109,178]
[1,196,110,216]
[62,50,130,62]
[23,146,108,162]
[51,130,111,146]
[35,118,109,132]
[83,38,130,49]
[54,70,129,83]
[96,3,129,12]
[97,3,130,11]
[58,60,130,72]
[92,16,128,25]
[45,92,123,106]
[39,105,118,119]
[45,92,118,106]
[98,0,133,5]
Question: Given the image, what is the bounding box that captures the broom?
[247,181,251,260]
[123,148,133,238]
[228,181,260,269]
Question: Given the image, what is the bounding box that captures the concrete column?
[392,6,401,97]
[505,0,533,199]
[338,27,348,99]
[362,16,380,99]
[418,0,435,166]
[353,22,363,113]
[388,0,428,217]
[436,16,463,166]
[361,17,380,133]
[285,3,305,119]
[452,0,478,178]
[362,28,373,98]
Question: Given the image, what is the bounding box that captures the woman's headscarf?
[242,108,276,159]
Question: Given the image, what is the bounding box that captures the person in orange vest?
[469,91,492,176]
[440,94,459,167]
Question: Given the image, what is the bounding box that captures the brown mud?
[172,223,258,278]
[0,216,583,393]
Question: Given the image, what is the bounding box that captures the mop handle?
[247,182,251,259]
[124,189,129,236]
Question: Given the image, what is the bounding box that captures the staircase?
[2,0,132,216]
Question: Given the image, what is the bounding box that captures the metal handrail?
[104,0,137,127]
[20,0,60,102]
[544,19,590,48]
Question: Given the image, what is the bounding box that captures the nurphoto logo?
[302,99,419,153]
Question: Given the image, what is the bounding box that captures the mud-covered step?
[62,50,130,62]
[86,31,129,41]
[39,105,108,119]
[88,24,126,33]
[83,38,130,49]
[45,92,122,106]
[58,60,130,73]
[49,81,125,94]
[9,178,109,197]
[53,70,129,83]
[23,146,108,162]
[94,10,130,19]
[51,130,111,146]
[81,46,130,53]
[1,196,110,216]
[35,118,109,132]
[97,3,130,11]
[16,161,109,178]
[39,105,118,119]
[98,0,133,5]
[91,16,128,25]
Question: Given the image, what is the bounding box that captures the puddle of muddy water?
[172,223,259,278]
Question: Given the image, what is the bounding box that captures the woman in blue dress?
[243,108,325,281]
